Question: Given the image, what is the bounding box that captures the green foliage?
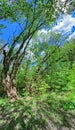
[0,93,75,130]
[16,66,26,92]
[67,65,75,90]
[0,0,58,25]
[14,39,75,111]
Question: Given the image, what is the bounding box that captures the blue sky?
[0,11,75,44]
[0,20,21,43]
[38,11,75,42]
[52,11,75,41]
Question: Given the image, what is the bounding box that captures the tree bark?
[2,73,17,100]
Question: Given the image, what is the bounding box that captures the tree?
[0,0,73,99]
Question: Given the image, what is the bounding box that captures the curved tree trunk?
[2,73,17,100]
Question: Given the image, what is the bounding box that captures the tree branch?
[0,43,8,52]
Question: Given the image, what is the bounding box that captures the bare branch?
[0,43,8,52]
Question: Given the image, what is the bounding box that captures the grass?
[0,94,75,130]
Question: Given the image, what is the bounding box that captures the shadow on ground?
[0,97,75,130]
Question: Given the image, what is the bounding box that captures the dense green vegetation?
[0,39,75,130]
[0,0,75,130]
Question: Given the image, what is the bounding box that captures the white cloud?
[37,29,50,42]
[53,15,75,34]
[38,29,48,34]
[68,32,75,40]
[61,0,65,2]
[37,14,75,41]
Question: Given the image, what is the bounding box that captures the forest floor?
[0,97,75,130]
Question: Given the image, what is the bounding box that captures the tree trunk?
[2,73,17,100]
